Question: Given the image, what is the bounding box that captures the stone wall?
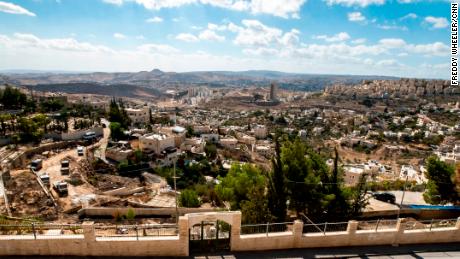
[0,212,459,256]
[231,217,460,252]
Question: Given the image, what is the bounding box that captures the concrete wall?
[61,127,103,141]
[0,222,187,257]
[231,218,460,252]
[0,212,459,257]
[5,141,83,169]
[78,207,217,218]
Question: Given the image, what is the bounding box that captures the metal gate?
[189,220,231,253]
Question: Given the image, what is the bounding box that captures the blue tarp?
[407,205,460,211]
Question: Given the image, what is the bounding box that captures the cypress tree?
[267,134,287,222]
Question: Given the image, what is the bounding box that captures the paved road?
[2,243,459,258]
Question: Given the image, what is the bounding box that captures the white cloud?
[379,38,406,48]
[243,47,279,56]
[377,24,408,31]
[0,1,36,16]
[146,16,163,23]
[0,32,450,79]
[133,0,195,10]
[176,26,225,42]
[176,33,199,42]
[102,0,306,19]
[314,32,350,42]
[137,43,179,53]
[376,59,399,67]
[348,12,366,22]
[351,38,366,44]
[424,16,448,29]
[325,0,385,7]
[376,38,448,56]
[207,23,227,31]
[198,29,225,41]
[400,13,417,20]
[136,35,145,40]
[113,33,127,39]
[406,42,449,56]
[0,33,112,53]
[232,19,283,46]
[103,0,123,5]
[279,29,300,46]
[247,0,306,19]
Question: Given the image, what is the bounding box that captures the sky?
[0,0,452,78]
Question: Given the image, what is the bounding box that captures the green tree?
[32,114,51,134]
[349,173,369,217]
[179,189,201,207]
[109,122,125,141]
[282,139,324,217]
[323,148,349,221]
[205,144,217,159]
[0,113,11,135]
[215,163,266,210]
[240,183,271,224]
[267,134,287,222]
[423,156,458,205]
[108,98,131,128]
[17,117,43,143]
[0,86,28,109]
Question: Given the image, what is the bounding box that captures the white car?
[77,146,84,156]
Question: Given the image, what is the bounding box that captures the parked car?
[39,173,50,187]
[53,181,68,196]
[61,160,70,175]
[30,159,42,171]
[77,146,84,156]
[83,131,97,141]
[373,192,396,204]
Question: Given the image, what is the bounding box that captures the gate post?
[392,218,405,247]
[178,216,189,256]
[293,220,304,248]
[230,211,242,252]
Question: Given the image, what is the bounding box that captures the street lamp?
[172,153,180,223]
[396,175,409,219]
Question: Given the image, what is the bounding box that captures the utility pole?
[173,155,179,223]
[397,175,409,219]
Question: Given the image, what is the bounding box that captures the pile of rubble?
[6,170,57,220]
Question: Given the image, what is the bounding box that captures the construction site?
[0,128,205,226]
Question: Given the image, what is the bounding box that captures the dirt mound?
[6,170,57,220]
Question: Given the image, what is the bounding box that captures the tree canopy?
[423,156,459,205]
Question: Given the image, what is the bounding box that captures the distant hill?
[23,83,162,99]
[0,69,399,92]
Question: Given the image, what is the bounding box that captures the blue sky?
[0,0,452,78]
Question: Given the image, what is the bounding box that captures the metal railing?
[357,219,399,231]
[404,219,458,231]
[0,223,83,238]
[240,222,294,235]
[94,224,178,240]
[302,222,348,234]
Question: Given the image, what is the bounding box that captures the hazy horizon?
[0,0,450,79]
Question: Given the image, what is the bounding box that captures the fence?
[302,222,349,234]
[0,224,83,238]
[240,222,294,235]
[357,219,399,231]
[93,224,178,240]
[404,218,458,231]
[0,211,458,257]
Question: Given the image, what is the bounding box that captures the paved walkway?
[0,243,459,258]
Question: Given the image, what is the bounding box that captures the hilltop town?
[0,76,458,228]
